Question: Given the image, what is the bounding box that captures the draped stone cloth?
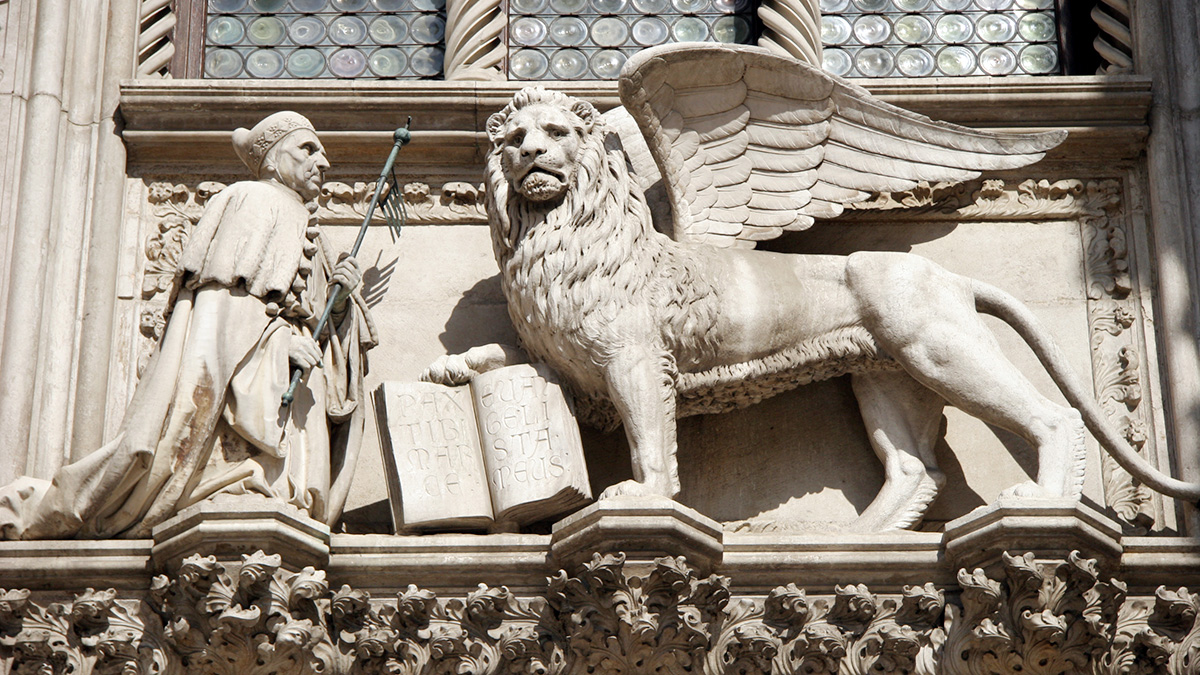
[0,180,377,539]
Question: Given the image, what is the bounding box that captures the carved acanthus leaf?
[8,550,1200,675]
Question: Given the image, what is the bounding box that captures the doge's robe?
[0,180,377,539]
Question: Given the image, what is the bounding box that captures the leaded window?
[507,0,759,80]
[203,0,447,78]
[819,0,1061,77]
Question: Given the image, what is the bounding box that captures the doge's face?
[500,104,583,202]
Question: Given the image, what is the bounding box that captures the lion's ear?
[571,100,598,133]
[486,109,509,146]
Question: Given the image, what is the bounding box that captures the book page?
[375,382,494,530]
[470,364,591,522]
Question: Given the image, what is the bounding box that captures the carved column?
[757,0,822,67]
[443,0,505,81]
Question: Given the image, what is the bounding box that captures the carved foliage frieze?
[4,551,1200,675]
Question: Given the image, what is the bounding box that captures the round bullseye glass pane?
[634,0,669,11]
[820,0,851,11]
[853,0,888,11]
[511,17,547,45]
[822,16,852,44]
[551,0,587,12]
[550,17,588,45]
[976,0,1011,8]
[935,14,973,42]
[511,0,548,11]
[935,0,971,9]
[1018,12,1056,41]
[509,48,549,78]
[287,47,326,76]
[412,0,444,9]
[712,15,750,43]
[249,0,287,11]
[1015,0,1052,8]
[894,15,932,43]
[589,49,627,78]
[673,0,708,11]
[896,47,935,75]
[894,0,930,10]
[411,14,445,43]
[853,15,891,44]
[410,45,443,75]
[329,15,367,44]
[328,47,367,76]
[822,48,852,76]
[208,16,244,45]
[246,49,285,77]
[247,16,286,44]
[673,16,709,41]
[550,48,588,78]
[292,0,326,11]
[1019,43,1058,73]
[204,48,243,77]
[855,47,894,76]
[979,45,1016,74]
[592,0,627,11]
[632,16,669,45]
[289,16,326,45]
[592,17,628,45]
[369,47,407,75]
[713,0,749,10]
[331,0,368,10]
[369,15,408,43]
[211,0,247,12]
[372,0,407,9]
[936,45,976,74]
[977,13,1016,42]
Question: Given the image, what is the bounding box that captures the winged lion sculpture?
[425,43,1200,531]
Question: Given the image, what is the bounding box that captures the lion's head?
[486,87,600,203]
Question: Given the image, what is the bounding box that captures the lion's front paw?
[599,479,675,500]
[998,480,1055,499]
[420,354,477,385]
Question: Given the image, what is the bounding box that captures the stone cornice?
[117,76,1152,170]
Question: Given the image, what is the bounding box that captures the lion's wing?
[618,43,1066,248]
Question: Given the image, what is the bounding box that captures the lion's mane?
[484,87,720,429]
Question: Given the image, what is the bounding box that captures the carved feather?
[617,43,1066,248]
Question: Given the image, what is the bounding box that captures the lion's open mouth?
[518,166,568,201]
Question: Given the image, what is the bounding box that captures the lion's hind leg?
[847,371,946,532]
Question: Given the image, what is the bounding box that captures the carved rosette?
[849,177,1159,531]
[5,550,1200,675]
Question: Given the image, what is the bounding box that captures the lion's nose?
[520,133,547,157]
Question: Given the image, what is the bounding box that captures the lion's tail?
[973,279,1200,502]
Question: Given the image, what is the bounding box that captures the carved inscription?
[474,369,570,496]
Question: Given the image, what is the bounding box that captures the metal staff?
[282,120,411,407]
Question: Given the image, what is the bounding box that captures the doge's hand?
[330,253,362,309]
[421,353,477,385]
[289,332,323,372]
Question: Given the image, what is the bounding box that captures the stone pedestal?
[550,495,723,574]
[151,494,331,572]
[943,497,1123,574]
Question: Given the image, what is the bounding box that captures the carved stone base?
[943,496,1122,573]
[150,494,330,571]
[550,495,723,573]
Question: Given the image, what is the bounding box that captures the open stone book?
[376,363,592,532]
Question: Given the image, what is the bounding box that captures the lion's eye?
[549,128,567,138]
[508,132,525,146]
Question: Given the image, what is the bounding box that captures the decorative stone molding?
[443,0,505,81]
[5,549,1200,675]
[847,178,1094,220]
